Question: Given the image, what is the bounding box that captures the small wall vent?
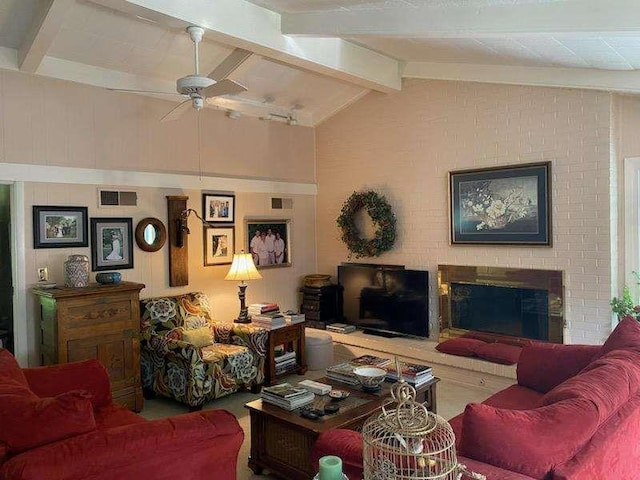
[99,189,138,207]
[271,197,293,210]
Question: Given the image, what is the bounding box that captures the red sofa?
[0,349,244,480]
[311,318,640,480]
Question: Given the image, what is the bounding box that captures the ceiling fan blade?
[107,88,178,96]
[203,79,247,98]
[207,48,252,81]
[160,99,192,123]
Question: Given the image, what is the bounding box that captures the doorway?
[0,184,12,352]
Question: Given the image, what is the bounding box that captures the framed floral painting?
[449,162,551,245]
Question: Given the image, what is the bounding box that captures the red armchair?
[0,349,244,480]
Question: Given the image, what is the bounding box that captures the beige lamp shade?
[225,253,262,281]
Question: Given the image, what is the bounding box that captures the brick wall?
[316,79,613,344]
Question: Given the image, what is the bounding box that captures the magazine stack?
[326,355,392,386]
[385,361,434,387]
[261,383,315,411]
[274,349,298,376]
[248,303,279,316]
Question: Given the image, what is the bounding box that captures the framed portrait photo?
[204,226,234,266]
[449,161,551,246]
[246,219,291,269]
[202,193,235,223]
[33,206,88,248]
[90,218,134,271]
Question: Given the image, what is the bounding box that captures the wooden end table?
[264,322,307,386]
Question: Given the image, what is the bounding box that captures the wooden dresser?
[33,281,145,412]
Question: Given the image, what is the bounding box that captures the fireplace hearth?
[438,265,564,343]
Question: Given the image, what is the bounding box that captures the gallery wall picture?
[449,161,551,245]
[245,219,291,269]
[204,226,235,266]
[202,193,235,224]
[33,206,88,248]
[90,218,134,271]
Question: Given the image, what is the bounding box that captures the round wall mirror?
[135,217,167,252]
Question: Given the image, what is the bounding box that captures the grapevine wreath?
[337,190,397,258]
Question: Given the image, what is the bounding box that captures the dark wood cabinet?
[33,281,145,412]
[264,322,307,386]
[299,285,342,329]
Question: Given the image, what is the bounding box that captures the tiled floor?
[139,371,497,480]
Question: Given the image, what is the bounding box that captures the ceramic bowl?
[353,367,387,389]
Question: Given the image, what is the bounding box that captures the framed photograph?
[204,226,235,266]
[90,218,134,271]
[203,193,235,223]
[246,219,291,268]
[33,206,88,248]
[449,161,551,245]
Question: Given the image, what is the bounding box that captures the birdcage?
[362,380,485,480]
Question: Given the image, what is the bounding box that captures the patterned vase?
[64,255,89,287]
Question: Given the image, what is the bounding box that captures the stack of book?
[261,383,315,411]
[385,361,434,387]
[251,311,286,330]
[274,349,298,375]
[326,355,392,385]
[248,303,279,316]
[283,311,305,325]
[326,323,356,334]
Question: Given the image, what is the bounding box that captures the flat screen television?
[337,263,429,339]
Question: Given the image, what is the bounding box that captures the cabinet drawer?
[272,327,300,344]
[64,298,132,329]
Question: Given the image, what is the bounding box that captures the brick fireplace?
[438,265,564,343]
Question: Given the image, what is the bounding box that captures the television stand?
[362,329,402,338]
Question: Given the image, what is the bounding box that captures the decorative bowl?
[96,272,122,285]
[353,367,387,390]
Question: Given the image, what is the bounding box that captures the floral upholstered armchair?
[140,292,268,409]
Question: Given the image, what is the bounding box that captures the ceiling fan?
[110,26,250,122]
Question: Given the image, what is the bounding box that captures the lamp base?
[234,317,252,324]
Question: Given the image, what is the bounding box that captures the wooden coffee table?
[245,379,392,480]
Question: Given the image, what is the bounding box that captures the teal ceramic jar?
[96,272,121,285]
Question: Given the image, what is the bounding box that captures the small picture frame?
[246,219,291,269]
[449,161,551,245]
[90,218,134,271]
[33,206,88,248]
[202,193,235,223]
[204,226,235,266]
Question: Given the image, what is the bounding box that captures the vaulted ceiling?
[0,0,638,126]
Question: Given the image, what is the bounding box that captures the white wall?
[316,79,613,345]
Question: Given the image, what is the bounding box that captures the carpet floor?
[139,370,496,480]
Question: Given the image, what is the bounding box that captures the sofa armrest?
[517,343,601,393]
[0,410,244,480]
[22,360,112,408]
[212,322,269,358]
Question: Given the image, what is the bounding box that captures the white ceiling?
[0,0,638,127]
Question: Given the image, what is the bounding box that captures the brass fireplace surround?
[438,264,564,344]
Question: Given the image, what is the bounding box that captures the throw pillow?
[540,351,640,423]
[182,326,214,348]
[460,398,599,478]
[600,317,640,355]
[0,349,29,388]
[0,390,97,453]
[474,342,522,365]
[435,338,485,357]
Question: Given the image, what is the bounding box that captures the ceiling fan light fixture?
[227,110,241,119]
[260,114,274,121]
[287,117,298,126]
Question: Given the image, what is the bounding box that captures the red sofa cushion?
[311,429,365,480]
[600,317,640,354]
[0,390,97,453]
[517,343,602,393]
[0,349,29,388]
[474,342,522,365]
[436,338,485,357]
[23,359,112,409]
[460,398,600,478]
[541,349,640,423]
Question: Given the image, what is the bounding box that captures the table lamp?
[225,251,262,323]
